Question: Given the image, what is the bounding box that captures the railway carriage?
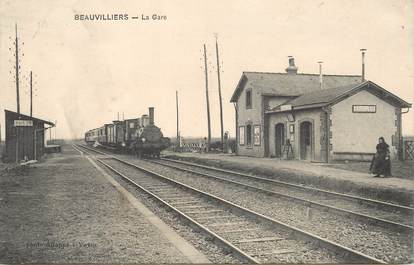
[85,128,99,143]
[107,123,116,145]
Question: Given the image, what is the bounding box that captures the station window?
[246,89,252,109]
[253,125,261,146]
[246,124,252,146]
[239,126,245,145]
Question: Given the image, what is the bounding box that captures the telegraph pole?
[54,120,57,140]
[215,36,224,152]
[15,23,20,114]
[204,44,211,151]
[30,71,33,116]
[30,71,34,159]
[14,23,20,162]
[176,91,180,148]
[49,120,52,141]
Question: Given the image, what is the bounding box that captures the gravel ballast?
[100,162,240,263]
[164,154,414,206]
[117,157,413,264]
[101,158,356,263]
[158,159,413,226]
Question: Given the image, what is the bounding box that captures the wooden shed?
[4,110,54,163]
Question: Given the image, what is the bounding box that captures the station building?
[4,110,55,163]
[230,58,411,162]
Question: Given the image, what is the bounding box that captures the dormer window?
[246,89,252,109]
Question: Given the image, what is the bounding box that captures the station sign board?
[14,120,33,127]
[280,104,292,111]
[352,105,376,113]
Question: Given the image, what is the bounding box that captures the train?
[84,107,170,157]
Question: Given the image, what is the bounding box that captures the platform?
[164,151,414,206]
[0,145,209,263]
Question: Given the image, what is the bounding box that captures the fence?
[404,140,414,160]
[175,142,207,153]
[171,138,237,154]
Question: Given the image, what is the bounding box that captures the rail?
[74,144,384,263]
[151,159,413,233]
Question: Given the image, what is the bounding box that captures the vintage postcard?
[0,0,413,264]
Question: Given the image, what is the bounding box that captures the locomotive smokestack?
[149,107,154,125]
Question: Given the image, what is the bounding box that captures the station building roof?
[230,71,362,102]
[266,81,412,113]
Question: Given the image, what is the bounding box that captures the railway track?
[73,144,109,156]
[75,144,414,225]
[73,144,384,263]
[152,158,414,232]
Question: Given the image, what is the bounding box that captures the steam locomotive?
[84,107,170,157]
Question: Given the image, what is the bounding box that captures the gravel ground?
[118,157,413,264]
[158,159,413,226]
[0,146,191,263]
[101,158,350,264]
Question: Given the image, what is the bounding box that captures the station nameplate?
[280,104,292,111]
[14,120,33,127]
[352,105,376,113]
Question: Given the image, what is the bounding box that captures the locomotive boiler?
[85,107,170,157]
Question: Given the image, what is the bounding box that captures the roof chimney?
[360,48,366,82]
[285,56,298,74]
[318,61,323,89]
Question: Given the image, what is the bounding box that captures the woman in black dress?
[370,137,391,177]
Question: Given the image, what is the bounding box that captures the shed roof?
[267,81,412,113]
[5,109,55,126]
[230,72,362,102]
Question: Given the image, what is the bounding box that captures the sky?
[0,0,413,140]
